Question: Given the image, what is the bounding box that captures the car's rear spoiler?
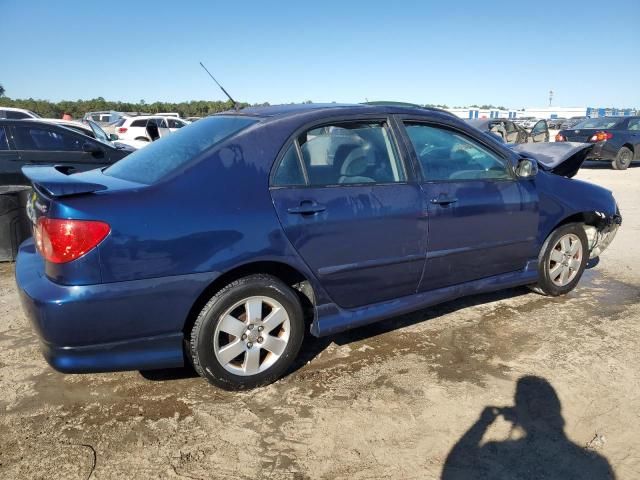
[21,165,108,197]
[509,142,593,178]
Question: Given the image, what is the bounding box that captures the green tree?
[0,84,4,97]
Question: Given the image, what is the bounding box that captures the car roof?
[227,102,457,121]
[0,118,91,133]
[125,115,183,121]
[0,106,34,112]
[38,118,90,129]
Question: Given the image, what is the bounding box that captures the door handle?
[430,196,458,205]
[287,202,326,215]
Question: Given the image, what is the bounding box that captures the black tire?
[189,274,305,390]
[134,137,150,142]
[530,223,589,296]
[612,146,633,170]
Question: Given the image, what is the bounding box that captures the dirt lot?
[1,162,639,480]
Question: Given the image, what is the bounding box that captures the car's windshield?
[105,115,258,184]
[573,118,622,129]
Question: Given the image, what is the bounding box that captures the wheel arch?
[548,211,609,235]
[182,261,316,339]
[544,210,617,252]
[621,143,635,158]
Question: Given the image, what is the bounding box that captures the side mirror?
[109,133,119,141]
[516,158,538,178]
[82,142,102,154]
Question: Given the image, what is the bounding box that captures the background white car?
[0,107,41,119]
[38,118,147,150]
[114,115,189,142]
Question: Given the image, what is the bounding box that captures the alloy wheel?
[213,296,291,376]
[548,233,583,287]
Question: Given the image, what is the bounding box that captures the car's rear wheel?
[612,146,633,170]
[530,223,588,296]
[189,274,304,390]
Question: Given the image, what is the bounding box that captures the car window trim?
[396,116,517,183]
[269,115,413,189]
[0,125,10,151]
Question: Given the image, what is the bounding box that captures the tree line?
[0,94,267,119]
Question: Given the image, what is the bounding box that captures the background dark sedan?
[0,119,134,186]
[466,118,549,144]
[556,116,640,170]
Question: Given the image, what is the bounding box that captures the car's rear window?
[105,115,258,184]
[572,118,622,129]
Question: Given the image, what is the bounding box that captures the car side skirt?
[313,260,539,337]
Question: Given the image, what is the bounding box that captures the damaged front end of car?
[510,141,623,259]
[583,210,622,259]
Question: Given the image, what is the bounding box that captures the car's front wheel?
[189,274,305,390]
[612,146,633,170]
[530,223,589,296]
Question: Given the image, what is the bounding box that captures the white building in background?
[446,106,638,120]
[447,108,517,120]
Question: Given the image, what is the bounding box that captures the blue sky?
[2,0,638,108]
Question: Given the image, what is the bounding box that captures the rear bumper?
[15,239,214,373]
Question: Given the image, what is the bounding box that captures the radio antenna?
[199,61,240,111]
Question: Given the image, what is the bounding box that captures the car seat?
[338,146,376,183]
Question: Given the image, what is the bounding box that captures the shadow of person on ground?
[441,376,615,480]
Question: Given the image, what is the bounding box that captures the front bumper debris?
[584,211,622,259]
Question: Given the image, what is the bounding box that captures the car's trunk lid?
[509,142,593,178]
[561,128,600,142]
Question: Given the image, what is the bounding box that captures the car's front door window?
[404,123,510,181]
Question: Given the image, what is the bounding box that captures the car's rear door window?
[13,126,83,151]
[6,110,31,119]
[272,144,306,186]
[404,123,510,181]
[273,121,405,187]
[105,115,258,184]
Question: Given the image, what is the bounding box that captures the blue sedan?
[16,104,621,389]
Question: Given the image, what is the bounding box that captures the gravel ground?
[0,162,638,479]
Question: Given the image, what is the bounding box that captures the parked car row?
[466,118,549,144]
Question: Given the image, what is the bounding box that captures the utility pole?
[549,90,554,107]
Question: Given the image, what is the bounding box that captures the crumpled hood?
[509,142,593,178]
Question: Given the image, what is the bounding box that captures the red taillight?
[117,127,128,134]
[555,134,566,142]
[589,131,613,142]
[36,218,110,264]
